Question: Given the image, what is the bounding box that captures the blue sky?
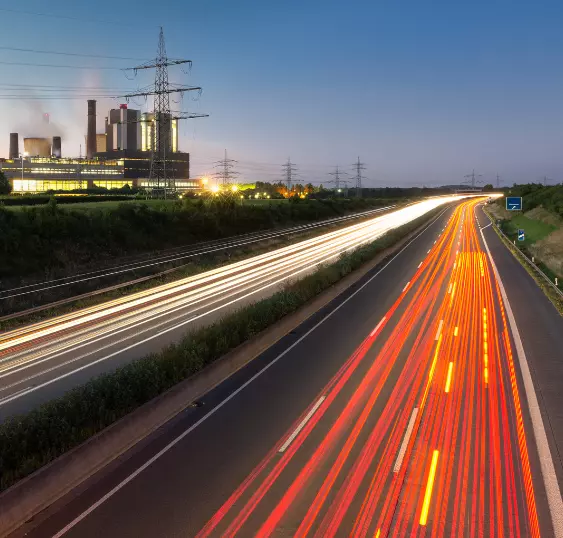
[1,0,563,187]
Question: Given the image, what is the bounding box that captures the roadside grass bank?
[483,207,563,315]
[490,197,563,284]
[0,197,393,280]
[0,205,446,492]
[0,204,400,329]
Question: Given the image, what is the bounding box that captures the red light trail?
[196,199,541,537]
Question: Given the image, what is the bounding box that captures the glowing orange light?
[420,450,440,525]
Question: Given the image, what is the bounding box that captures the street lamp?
[20,152,29,187]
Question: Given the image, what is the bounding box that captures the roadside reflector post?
[532,256,535,263]
[556,277,559,287]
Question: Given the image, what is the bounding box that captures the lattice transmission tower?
[328,165,348,191]
[213,149,240,187]
[120,27,208,193]
[282,157,298,194]
[463,169,483,190]
[352,156,366,197]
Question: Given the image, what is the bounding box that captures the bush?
[0,197,394,279]
[0,206,445,491]
[0,171,12,195]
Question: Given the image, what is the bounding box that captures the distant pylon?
[282,158,298,195]
[213,149,239,186]
[496,174,501,189]
[352,156,366,197]
[329,165,348,191]
[464,169,482,190]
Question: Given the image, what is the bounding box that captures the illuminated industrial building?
[1,101,197,193]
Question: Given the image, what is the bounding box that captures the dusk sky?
[1,0,563,187]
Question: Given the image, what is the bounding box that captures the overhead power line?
[0,46,148,61]
[0,95,121,100]
[0,60,127,70]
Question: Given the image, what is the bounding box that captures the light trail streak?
[0,207,397,301]
[419,450,440,525]
[0,197,463,357]
[107,194,540,538]
[444,362,453,393]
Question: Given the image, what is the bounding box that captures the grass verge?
[483,208,563,315]
[0,206,445,492]
[501,214,556,247]
[0,204,400,331]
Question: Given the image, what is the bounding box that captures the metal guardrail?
[484,209,563,300]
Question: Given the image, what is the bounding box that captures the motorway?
[11,197,560,538]
[0,197,456,420]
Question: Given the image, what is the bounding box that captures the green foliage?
[0,206,443,492]
[0,171,12,195]
[503,183,563,218]
[482,184,494,191]
[502,214,556,246]
[0,197,391,279]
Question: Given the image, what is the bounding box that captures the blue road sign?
[506,197,523,211]
[518,229,525,241]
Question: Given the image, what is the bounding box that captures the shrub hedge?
[0,206,445,492]
[0,197,391,279]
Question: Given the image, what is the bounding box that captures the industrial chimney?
[9,133,19,159]
[52,136,62,158]
[87,100,96,159]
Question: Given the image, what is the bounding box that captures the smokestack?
[87,100,96,159]
[53,136,62,158]
[9,133,19,159]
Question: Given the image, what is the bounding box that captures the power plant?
[0,100,196,193]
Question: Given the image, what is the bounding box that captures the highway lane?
[12,197,557,538]
[0,197,459,420]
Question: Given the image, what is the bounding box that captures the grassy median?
[0,206,446,492]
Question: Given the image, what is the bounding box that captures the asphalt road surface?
[12,197,561,538]
[0,197,456,420]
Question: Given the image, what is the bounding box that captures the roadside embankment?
[0,197,395,281]
[483,206,563,315]
[490,195,563,288]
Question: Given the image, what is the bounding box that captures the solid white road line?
[279,396,326,453]
[435,320,444,341]
[50,207,451,538]
[481,222,492,230]
[393,407,419,473]
[370,316,387,337]
[480,221,563,537]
